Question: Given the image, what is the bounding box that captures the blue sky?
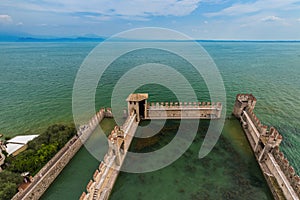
[1,0,300,40]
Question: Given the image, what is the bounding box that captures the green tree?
[6,123,76,175]
[0,182,18,200]
[0,171,23,200]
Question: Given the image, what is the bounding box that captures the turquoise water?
[41,147,99,199]
[110,119,273,200]
[41,118,273,200]
[0,42,299,199]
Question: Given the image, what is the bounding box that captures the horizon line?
[1,38,300,43]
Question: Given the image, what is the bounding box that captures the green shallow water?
[41,147,98,199]
[40,118,115,200]
[0,42,299,199]
[41,118,273,200]
[110,119,273,200]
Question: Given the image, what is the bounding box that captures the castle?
[9,93,299,200]
[80,93,222,200]
[233,94,300,200]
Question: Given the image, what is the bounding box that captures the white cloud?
[0,14,12,24]
[261,15,282,22]
[205,0,300,17]
[205,3,259,17]
[3,0,201,20]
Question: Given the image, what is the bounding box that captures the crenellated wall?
[233,94,299,200]
[81,93,225,200]
[244,108,268,136]
[81,113,139,200]
[233,93,256,118]
[273,147,300,197]
[146,101,222,119]
[11,108,112,200]
[12,137,83,200]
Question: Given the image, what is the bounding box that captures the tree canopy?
[6,123,76,175]
[0,123,76,200]
[0,171,23,200]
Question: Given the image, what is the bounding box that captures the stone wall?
[234,94,299,200]
[146,101,222,119]
[79,108,111,144]
[12,137,83,200]
[233,93,256,118]
[11,109,111,200]
[244,108,268,135]
[273,147,300,197]
[81,114,139,200]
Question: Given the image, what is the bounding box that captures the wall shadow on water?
[40,118,116,200]
[40,147,99,200]
[39,118,273,200]
[110,118,274,200]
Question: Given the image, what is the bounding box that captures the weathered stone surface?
[233,94,299,200]
[12,109,110,200]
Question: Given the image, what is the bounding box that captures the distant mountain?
[0,33,105,42]
[0,33,26,42]
[16,37,105,42]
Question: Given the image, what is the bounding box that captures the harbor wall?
[80,114,139,200]
[233,94,300,200]
[145,101,222,119]
[11,108,112,200]
[81,93,225,200]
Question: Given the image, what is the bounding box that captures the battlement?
[267,127,283,146]
[125,93,223,121]
[108,126,124,141]
[233,94,257,118]
[236,93,257,102]
[147,101,222,109]
[86,180,94,192]
[273,147,300,196]
[81,113,139,200]
[145,101,222,120]
[81,93,223,200]
[234,93,299,199]
[79,192,87,200]
[244,108,267,134]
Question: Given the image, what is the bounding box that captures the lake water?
[0,41,299,199]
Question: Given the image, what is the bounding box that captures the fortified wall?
[11,108,112,200]
[80,114,139,200]
[126,93,222,120]
[81,93,223,200]
[233,94,300,200]
[146,101,222,119]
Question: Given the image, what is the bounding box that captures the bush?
[0,171,23,200]
[6,123,76,175]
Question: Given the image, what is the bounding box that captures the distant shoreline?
[1,37,300,43]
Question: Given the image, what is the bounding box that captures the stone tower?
[126,93,148,122]
[233,94,257,118]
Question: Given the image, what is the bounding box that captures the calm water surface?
[0,42,299,199]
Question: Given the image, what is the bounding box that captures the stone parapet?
[11,108,109,200]
[82,114,139,200]
[11,137,83,200]
[273,147,300,196]
[233,94,299,200]
[146,102,222,120]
